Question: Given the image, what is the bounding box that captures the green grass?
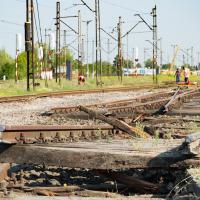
[0,74,199,97]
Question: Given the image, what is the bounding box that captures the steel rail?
[0,83,176,103]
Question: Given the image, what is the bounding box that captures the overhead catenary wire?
[0,19,23,26]
[60,19,78,35]
[100,0,150,15]
[80,0,95,12]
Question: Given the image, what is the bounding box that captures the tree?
[0,48,13,67]
[144,59,153,69]
[161,63,171,70]
[136,63,142,68]
[0,48,14,79]
[17,51,27,79]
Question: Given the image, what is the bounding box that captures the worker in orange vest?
[78,75,85,85]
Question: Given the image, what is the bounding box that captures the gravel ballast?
[0,89,164,125]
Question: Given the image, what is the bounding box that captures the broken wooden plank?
[154,88,180,115]
[96,170,159,193]
[0,139,199,169]
[168,109,200,116]
[5,194,168,200]
[184,132,200,155]
[187,168,200,197]
[79,106,150,139]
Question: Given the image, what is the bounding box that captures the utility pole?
[83,20,92,77]
[97,0,102,79]
[92,40,95,79]
[55,1,61,84]
[160,38,163,69]
[197,52,200,68]
[191,46,194,68]
[63,30,67,65]
[183,54,185,66]
[132,48,135,68]
[186,48,190,66]
[126,34,129,69]
[15,34,20,83]
[44,28,48,87]
[77,10,82,79]
[107,38,110,64]
[95,0,98,85]
[171,44,177,68]
[144,48,149,68]
[81,38,85,64]
[117,16,122,82]
[25,0,31,91]
[44,29,47,71]
[30,0,35,89]
[152,5,158,84]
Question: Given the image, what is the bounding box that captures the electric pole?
[95,0,98,85]
[97,0,102,79]
[25,0,31,91]
[30,0,35,89]
[197,52,200,68]
[191,46,194,68]
[81,38,85,64]
[186,48,190,66]
[126,34,129,69]
[152,5,158,84]
[83,20,92,77]
[183,54,185,66]
[15,34,20,83]
[55,1,61,84]
[92,40,95,79]
[63,30,67,65]
[78,10,82,79]
[132,48,135,68]
[117,16,122,82]
[44,28,48,87]
[160,38,163,69]
[107,38,110,64]
[144,48,149,68]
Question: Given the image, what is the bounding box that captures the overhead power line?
[100,0,150,15]
[0,19,23,26]
[80,0,95,12]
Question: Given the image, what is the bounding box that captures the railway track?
[0,87,198,144]
[0,82,176,103]
[0,86,199,199]
[0,125,126,144]
[51,87,200,119]
[51,90,176,114]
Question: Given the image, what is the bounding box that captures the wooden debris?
[79,105,150,139]
[0,139,199,169]
[34,189,56,196]
[96,170,159,193]
[184,132,200,155]
[154,88,180,115]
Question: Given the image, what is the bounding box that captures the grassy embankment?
[0,75,199,97]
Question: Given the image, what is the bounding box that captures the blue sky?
[1,0,200,66]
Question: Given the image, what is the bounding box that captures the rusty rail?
[0,84,175,103]
[0,125,122,144]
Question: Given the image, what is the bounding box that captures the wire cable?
[100,0,150,15]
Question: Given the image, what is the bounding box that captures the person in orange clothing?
[182,67,189,84]
[78,75,85,85]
